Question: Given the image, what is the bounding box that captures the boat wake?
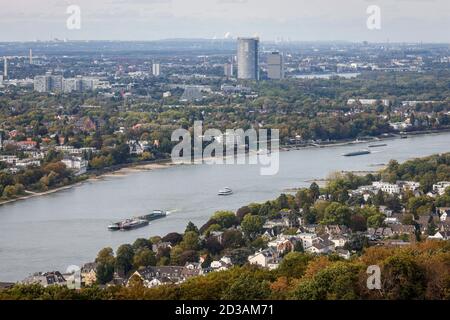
[165,209,178,216]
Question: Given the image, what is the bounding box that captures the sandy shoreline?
[98,161,176,177]
[0,161,176,206]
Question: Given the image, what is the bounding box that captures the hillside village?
[12,153,450,290]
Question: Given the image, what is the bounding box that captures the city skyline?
[0,0,449,43]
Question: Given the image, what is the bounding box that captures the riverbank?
[280,127,450,151]
[96,160,176,178]
[0,160,175,206]
[0,182,86,206]
[1,128,449,207]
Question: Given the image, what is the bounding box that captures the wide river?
[1,132,450,281]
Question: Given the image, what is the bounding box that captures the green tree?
[277,252,311,278]
[381,254,426,299]
[367,214,385,229]
[185,221,199,234]
[95,247,115,285]
[322,202,352,226]
[96,262,115,285]
[115,244,135,276]
[180,231,200,251]
[211,211,238,229]
[132,238,152,251]
[222,274,271,300]
[291,262,363,300]
[309,182,321,201]
[241,215,264,240]
[133,248,156,268]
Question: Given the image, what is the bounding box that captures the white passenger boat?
[218,187,233,196]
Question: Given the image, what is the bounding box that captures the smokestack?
[29,49,33,65]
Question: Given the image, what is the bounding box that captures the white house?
[428,231,450,241]
[397,181,421,192]
[336,249,351,260]
[347,99,390,107]
[372,182,401,195]
[15,159,41,168]
[248,249,279,269]
[384,217,400,225]
[210,256,233,271]
[306,238,335,255]
[62,156,88,175]
[296,233,319,250]
[127,140,148,155]
[433,182,450,196]
[329,235,348,248]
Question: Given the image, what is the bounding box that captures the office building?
[267,52,284,79]
[34,75,50,92]
[3,57,8,79]
[29,49,33,65]
[63,78,82,93]
[152,63,161,77]
[81,78,95,91]
[237,38,259,80]
[224,63,234,78]
[33,75,66,93]
[50,75,63,92]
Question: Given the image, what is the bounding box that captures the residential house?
[428,231,450,241]
[336,248,351,260]
[263,219,290,230]
[307,238,335,255]
[379,206,394,217]
[368,227,394,239]
[397,181,421,192]
[0,155,19,165]
[127,140,149,155]
[152,242,172,253]
[17,138,38,151]
[417,215,439,235]
[325,225,349,236]
[267,236,295,254]
[22,272,66,287]
[301,224,318,233]
[210,256,233,272]
[296,233,319,250]
[390,224,415,237]
[438,208,450,222]
[81,263,97,287]
[62,156,88,175]
[248,249,280,270]
[372,182,401,195]
[129,266,199,288]
[329,234,349,248]
[433,182,450,196]
[384,217,400,225]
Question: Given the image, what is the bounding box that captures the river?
[0,132,450,281]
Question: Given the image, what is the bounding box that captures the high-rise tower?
[267,52,285,80]
[237,38,259,80]
[3,57,8,79]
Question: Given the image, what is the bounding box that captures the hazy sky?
[0,0,449,42]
